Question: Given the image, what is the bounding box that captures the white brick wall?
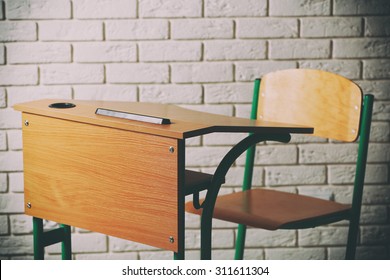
[1,0,389,260]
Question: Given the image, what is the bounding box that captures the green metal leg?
[33,217,44,260]
[32,217,72,260]
[61,224,72,260]
[173,251,184,260]
[200,213,213,260]
[234,224,247,260]
[345,218,359,260]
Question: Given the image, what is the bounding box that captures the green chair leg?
[32,217,72,260]
[234,224,247,260]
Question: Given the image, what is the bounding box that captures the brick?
[182,104,233,117]
[370,122,390,142]
[74,42,136,63]
[243,249,265,260]
[364,60,390,79]
[0,45,4,64]
[171,19,233,39]
[139,0,202,18]
[0,88,6,107]
[205,83,252,104]
[253,145,297,165]
[39,21,103,41]
[265,166,326,186]
[366,16,390,36]
[203,166,263,187]
[334,0,390,15]
[299,144,358,164]
[237,18,298,38]
[75,252,138,260]
[0,22,37,42]
[361,226,390,245]
[358,80,390,100]
[301,17,362,37]
[0,151,23,172]
[10,215,33,234]
[7,130,22,150]
[74,0,136,19]
[0,1,3,19]
[211,249,237,260]
[107,64,169,84]
[109,236,156,252]
[265,248,326,260]
[332,185,357,204]
[205,0,266,17]
[299,60,361,80]
[245,228,296,247]
[290,134,327,144]
[212,229,235,249]
[7,86,72,106]
[297,186,333,200]
[182,229,233,250]
[0,66,38,86]
[139,41,201,62]
[41,64,104,85]
[0,215,8,234]
[360,205,388,224]
[5,0,71,19]
[270,0,331,16]
[235,61,297,82]
[334,39,390,58]
[367,143,390,162]
[106,20,168,40]
[0,236,33,255]
[0,109,22,129]
[0,193,24,213]
[203,132,247,146]
[353,246,389,260]
[186,146,232,167]
[363,185,390,204]
[139,84,202,104]
[235,104,251,118]
[0,130,5,150]
[139,251,171,260]
[204,40,266,61]
[299,227,348,246]
[7,43,71,64]
[373,101,390,121]
[9,172,24,193]
[329,164,388,184]
[171,63,233,83]
[46,232,107,254]
[0,173,6,192]
[270,39,331,59]
[74,85,137,101]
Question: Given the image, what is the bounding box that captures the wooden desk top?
[14,99,313,139]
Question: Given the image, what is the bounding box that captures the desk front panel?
[22,113,180,252]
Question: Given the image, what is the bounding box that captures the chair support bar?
[199,132,291,260]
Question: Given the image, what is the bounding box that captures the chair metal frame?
[189,70,374,260]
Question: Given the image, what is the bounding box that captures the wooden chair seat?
[186,188,351,230]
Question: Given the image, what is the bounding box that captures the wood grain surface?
[22,113,180,252]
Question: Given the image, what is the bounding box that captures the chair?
[185,69,374,260]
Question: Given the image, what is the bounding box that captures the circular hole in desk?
[48,102,76,109]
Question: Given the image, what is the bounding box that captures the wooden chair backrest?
[258,69,363,142]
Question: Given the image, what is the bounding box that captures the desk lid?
[14,99,313,139]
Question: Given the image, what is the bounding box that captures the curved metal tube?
[200,132,291,260]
